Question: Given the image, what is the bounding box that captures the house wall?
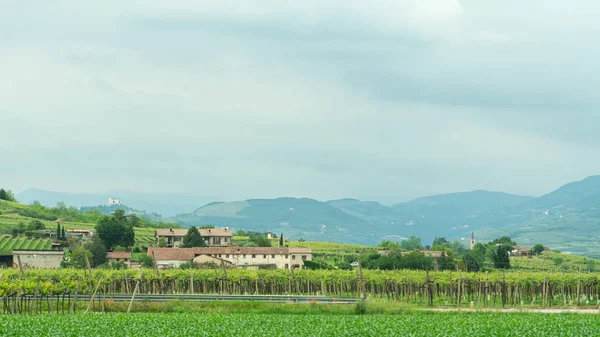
[13,251,63,269]
[207,252,312,269]
[156,259,187,269]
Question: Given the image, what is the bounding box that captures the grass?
[0,236,53,255]
[511,252,599,272]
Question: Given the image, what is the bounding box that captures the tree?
[181,226,206,248]
[96,213,136,249]
[400,236,423,250]
[279,233,283,247]
[56,223,61,241]
[249,234,271,247]
[28,220,45,231]
[492,236,517,247]
[139,255,154,268]
[492,244,511,269]
[87,236,107,267]
[463,250,484,272]
[438,251,456,271]
[432,237,450,248]
[69,247,93,269]
[532,244,545,256]
[61,226,66,240]
[158,237,167,248]
[0,189,16,202]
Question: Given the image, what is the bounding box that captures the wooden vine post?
[127,270,144,314]
[151,251,164,293]
[16,255,25,278]
[291,266,301,296]
[85,277,104,314]
[358,261,366,300]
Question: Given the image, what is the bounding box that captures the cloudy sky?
[2,0,600,203]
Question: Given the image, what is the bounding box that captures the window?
[272,255,275,258]
[226,254,230,258]
[302,255,307,260]
[263,255,267,259]
[243,254,246,258]
[218,254,222,258]
[252,254,256,258]
[285,255,288,259]
[292,255,296,260]
[116,259,120,261]
[285,264,289,269]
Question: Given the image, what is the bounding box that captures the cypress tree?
[279,233,284,247]
[61,226,66,240]
[56,223,61,241]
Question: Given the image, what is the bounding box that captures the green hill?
[0,199,158,247]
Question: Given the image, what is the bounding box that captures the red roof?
[148,247,312,261]
[107,251,131,259]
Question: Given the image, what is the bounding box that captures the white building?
[108,198,120,206]
[148,247,312,270]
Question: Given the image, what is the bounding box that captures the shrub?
[354,301,367,315]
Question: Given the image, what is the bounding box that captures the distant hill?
[16,175,600,257]
[17,189,211,217]
[406,190,534,215]
[176,198,376,244]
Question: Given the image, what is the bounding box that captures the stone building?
[13,250,64,269]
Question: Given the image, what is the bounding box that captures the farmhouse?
[13,250,64,269]
[107,251,131,268]
[155,227,233,248]
[148,247,312,270]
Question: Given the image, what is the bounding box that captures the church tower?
[470,232,476,249]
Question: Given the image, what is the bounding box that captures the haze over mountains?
[17,175,600,257]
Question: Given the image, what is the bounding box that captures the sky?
[2,0,600,203]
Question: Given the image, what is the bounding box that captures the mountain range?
[16,175,600,258]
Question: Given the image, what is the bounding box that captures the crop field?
[0,214,156,246]
[0,236,52,255]
[0,312,598,336]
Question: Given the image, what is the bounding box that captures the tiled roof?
[155,228,188,237]
[149,248,195,261]
[107,251,131,259]
[199,228,233,237]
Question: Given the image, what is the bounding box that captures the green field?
[0,235,52,255]
[0,312,598,336]
[0,211,156,247]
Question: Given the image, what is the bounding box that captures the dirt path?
[422,307,600,314]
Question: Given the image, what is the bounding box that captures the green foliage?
[378,240,400,250]
[86,236,107,267]
[303,260,331,270]
[248,234,271,247]
[96,210,136,249]
[354,301,367,315]
[492,236,517,247]
[462,250,484,272]
[362,250,434,271]
[181,226,206,248]
[158,237,167,248]
[67,247,93,269]
[400,236,423,250]
[437,251,456,271]
[492,244,512,269]
[279,233,283,247]
[0,189,16,202]
[139,255,154,268]
[532,244,545,255]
